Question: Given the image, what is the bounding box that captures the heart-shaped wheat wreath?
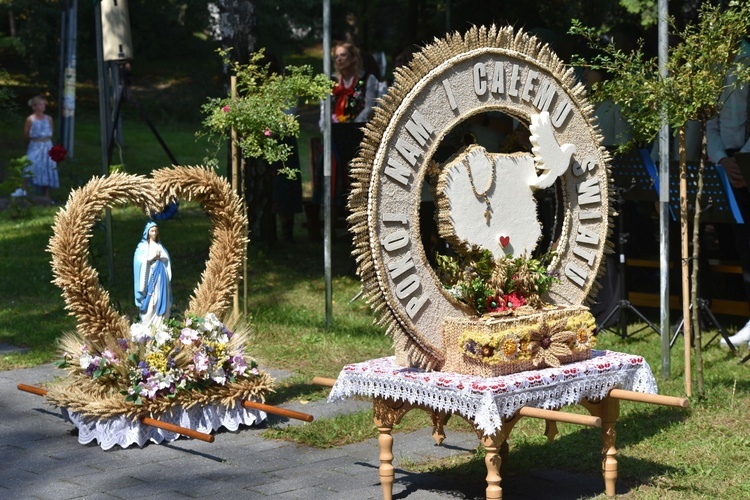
[44,166,271,419]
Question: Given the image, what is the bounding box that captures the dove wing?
[529,111,576,189]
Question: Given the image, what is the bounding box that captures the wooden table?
[329,351,685,499]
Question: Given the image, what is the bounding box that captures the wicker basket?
[441,305,596,377]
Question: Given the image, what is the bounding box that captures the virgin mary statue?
[133,221,172,327]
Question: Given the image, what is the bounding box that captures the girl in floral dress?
[24,95,59,198]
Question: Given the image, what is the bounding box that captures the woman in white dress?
[133,222,172,327]
[23,95,59,198]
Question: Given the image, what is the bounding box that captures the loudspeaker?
[101,0,133,61]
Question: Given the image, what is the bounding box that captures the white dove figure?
[438,111,576,260]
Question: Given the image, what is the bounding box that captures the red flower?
[504,291,526,309]
[485,295,503,312]
[49,144,67,163]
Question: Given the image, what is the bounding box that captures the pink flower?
[222,105,230,113]
[193,352,209,373]
[180,327,199,345]
[102,349,118,364]
[263,127,272,137]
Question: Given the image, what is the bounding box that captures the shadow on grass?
[264,380,330,406]
[385,404,690,499]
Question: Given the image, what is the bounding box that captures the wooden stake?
[678,131,692,397]
[230,74,241,321]
[242,400,314,422]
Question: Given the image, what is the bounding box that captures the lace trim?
[61,403,266,450]
[329,350,658,435]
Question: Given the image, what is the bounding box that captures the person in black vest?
[312,42,379,239]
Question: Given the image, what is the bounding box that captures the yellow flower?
[146,351,168,374]
[527,319,575,368]
[500,336,520,359]
[575,325,597,349]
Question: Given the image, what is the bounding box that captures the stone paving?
[1,363,617,499]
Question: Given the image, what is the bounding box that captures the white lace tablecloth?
[61,403,266,450]
[329,350,658,435]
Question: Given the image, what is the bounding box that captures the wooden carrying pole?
[242,400,314,422]
[608,388,689,408]
[517,406,601,427]
[141,417,214,443]
[311,376,336,387]
[18,384,214,442]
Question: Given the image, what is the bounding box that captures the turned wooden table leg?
[373,397,411,500]
[377,423,395,500]
[480,432,505,499]
[583,396,621,497]
[600,397,620,497]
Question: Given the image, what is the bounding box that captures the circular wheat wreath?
[44,166,271,418]
[348,25,613,371]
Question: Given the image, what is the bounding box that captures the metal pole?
[60,0,77,157]
[94,0,115,285]
[323,0,333,328]
[658,0,671,378]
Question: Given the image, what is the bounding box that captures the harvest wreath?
[42,166,272,421]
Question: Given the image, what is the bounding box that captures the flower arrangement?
[200,48,333,176]
[48,144,67,163]
[459,311,597,369]
[435,247,559,316]
[57,313,261,406]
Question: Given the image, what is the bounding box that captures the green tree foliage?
[571,2,750,153]
[571,1,750,395]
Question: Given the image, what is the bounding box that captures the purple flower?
[231,354,248,376]
[222,105,230,113]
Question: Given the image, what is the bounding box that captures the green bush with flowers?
[199,48,333,176]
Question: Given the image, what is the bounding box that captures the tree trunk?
[690,123,707,395]
[8,10,16,37]
[678,126,692,397]
[215,0,257,66]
